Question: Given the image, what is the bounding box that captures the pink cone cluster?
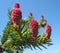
[11,2,22,29]
[29,19,38,40]
[44,24,51,39]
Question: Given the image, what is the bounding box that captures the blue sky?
[0,0,60,53]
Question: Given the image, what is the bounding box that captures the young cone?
[11,3,22,29]
[30,12,33,16]
[41,15,44,19]
[41,15,47,27]
[44,24,52,39]
[29,12,33,19]
[11,8,22,29]
[29,19,38,40]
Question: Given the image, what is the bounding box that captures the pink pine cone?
[11,8,22,25]
[29,19,38,38]
[44,24,52,39]
[41,15,44,19]
[29,12,33,16]
[14,2,20,8]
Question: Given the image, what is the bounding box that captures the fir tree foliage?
[0,2,52,53]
